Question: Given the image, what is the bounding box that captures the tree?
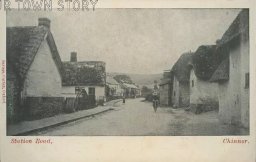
[113,75,133,84]
[141,86,152,97]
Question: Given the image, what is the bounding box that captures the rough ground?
[30,98,248,136]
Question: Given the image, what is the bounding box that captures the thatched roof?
[62,61,106,86]
[106,75,119,85]
[191,45,219,81]
[211,9,248,82]
[217,9,249,46]
[122,83,139,89]
[159,78,171,86]
[171,52,192,82]
[209,58,229,82]
[7,26,63,85]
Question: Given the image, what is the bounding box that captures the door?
[88,87,96,106]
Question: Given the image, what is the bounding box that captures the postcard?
[1,0,255,162]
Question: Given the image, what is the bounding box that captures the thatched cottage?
[170,52,192,108]
[7,18,64,122]
[106,74,124,100]
[121,82,140,98]
[61,52,106,106]
[159,71,172,106]
[188,45,219,113]
[210,9,249,128]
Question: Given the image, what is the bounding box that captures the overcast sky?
[7,9,240,74]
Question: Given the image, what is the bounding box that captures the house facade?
[189,45,219,113]
[61,52,106,106]
[7,18,64,121]
[210,9,249,128]
[172,76,190,108]
[121,83,140,98]
[170,53,192,108]
[159,79,171,106]
[159,71,172,106]
[106,75,124,100]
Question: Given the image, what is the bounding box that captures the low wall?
[106,96,122,102]
[190,98,219,114]
[64,96,97,113]
[24,97,64,120]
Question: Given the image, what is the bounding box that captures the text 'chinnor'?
[0,0,98,11]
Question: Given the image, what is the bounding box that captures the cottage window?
[191,80,194,87]
[75,87,80,94]
[75,87,85,94]
[245,73,249,89]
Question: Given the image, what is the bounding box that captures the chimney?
[38,18,51,28]
[70,52,77,62]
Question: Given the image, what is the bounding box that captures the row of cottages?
[7,18,107,123]
[62,52,106,106]
[170,52,192,108]
[159,47,219,112]
[189,45,219,113]
[7,18,64,121]
[159,9,249,128]
[210,9,249,128]
[121,82,141,98]
[106,74,124,100]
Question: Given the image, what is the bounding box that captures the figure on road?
[152,80,159,112]
[123,92,126,104]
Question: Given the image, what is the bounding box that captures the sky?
[7,9,240,74]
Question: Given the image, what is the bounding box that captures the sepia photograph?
[6,8,249,136]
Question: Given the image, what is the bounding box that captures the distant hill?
[109,72,162,88]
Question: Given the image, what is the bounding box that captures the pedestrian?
[122,93,126,104]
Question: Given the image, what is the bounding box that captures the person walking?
[122,93,126,104]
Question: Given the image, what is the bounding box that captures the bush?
[24,97,64,120]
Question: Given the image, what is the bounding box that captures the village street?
[30,98,247,136]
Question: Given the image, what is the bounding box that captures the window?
[173,91,176,96]
[191,80,194,87]
[75,87,80,94]
[245,73,249,89]
[75,87,85,94]
[89,87,95,95]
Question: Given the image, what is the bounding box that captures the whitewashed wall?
[179,82,190,106]
[62,86,105,101]
[190,69,218,105]
[219,36,250,128]
[218,42,242,126]
[23,37,62,97]
[240,37,249,128]
[171,76,180,107]
[107,84,123,96]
